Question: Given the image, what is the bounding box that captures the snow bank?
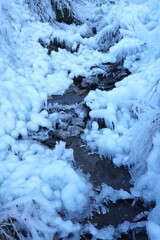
[0,0,95,238]
[0,140,92,239]
[83,0,160,238]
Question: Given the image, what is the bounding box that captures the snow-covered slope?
[0,1,94,239]
[0,0,160,239]
[83,0,160,238]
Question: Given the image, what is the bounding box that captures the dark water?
[45,87,149,239]
[48,91,88,106]
[66,136,148,239]
[66,137,131,191]
[38,61,150,239]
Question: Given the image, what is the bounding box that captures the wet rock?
[73,75,84,86]
[48,39,68,54]
[79,62,131,91]
[52,3,75,24]
[40,38,77,55]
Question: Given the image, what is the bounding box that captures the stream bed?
[33,64,149,239]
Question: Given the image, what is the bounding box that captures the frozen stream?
[37,70,149,239]
[1,0,160,239]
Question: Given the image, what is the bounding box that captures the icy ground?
[0,0,160,239]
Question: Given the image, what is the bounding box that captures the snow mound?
[0,140,92,239]
[83,0,160,238]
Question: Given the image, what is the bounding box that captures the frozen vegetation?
[0,0,160,239]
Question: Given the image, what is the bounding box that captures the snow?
[0,140,92,238]
[83,0,160,238]
[84,224,115,240]
[1,0,160,238]
[147,221,160,240]
[95,184,132,204]
[0,1,95,237]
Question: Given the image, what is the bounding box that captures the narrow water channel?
[37,64,149,239]
[45,68,148,240]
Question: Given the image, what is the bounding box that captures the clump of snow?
[83,223,115,240]
[96,184,132,204]
[0,140,92,238]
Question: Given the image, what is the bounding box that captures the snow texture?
[83,0,160,238]
[0,0,160,239]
